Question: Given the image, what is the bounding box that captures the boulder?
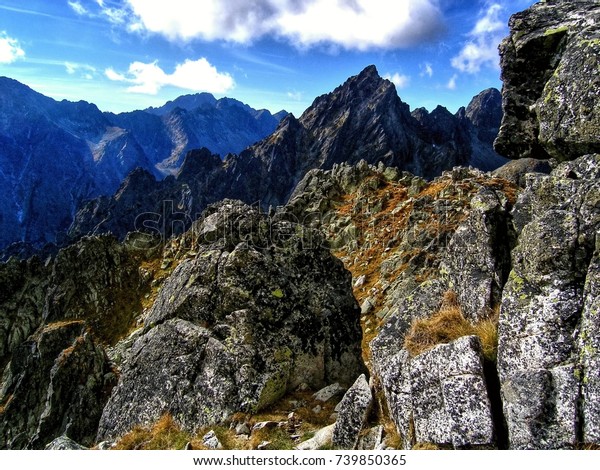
[97,201,365,440]
[332,374,373,449]
[410,336,495,449]
[498,154,600,448]
[295,424,334,450]
[495,0,600,161]
[44,435,87,450]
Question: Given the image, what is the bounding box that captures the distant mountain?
[0,79,285,251]
[68,65,507,243]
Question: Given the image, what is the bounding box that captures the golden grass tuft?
[113,414,191,450]
[403,291,498,362]
[412,442,441,450]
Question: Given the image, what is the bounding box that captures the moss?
[271,288,284,298]
[254,370,289,412]
[543,26,568,37]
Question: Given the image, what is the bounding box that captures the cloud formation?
[105,58,235,95]
[384,72,410,89]
[0,32,25,64]
[115,0,445,50]
[451,3,506,73]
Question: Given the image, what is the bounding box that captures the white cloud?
[68,1,87,15]
[287,90,303,101]
[451,3,506,74]
[0,32,25,64]
[122,0,445,50]
[447,74,458,90]
[105,58,235,95]
[65,62,97,79]
[420,62,433,78]
[383,72,410,89]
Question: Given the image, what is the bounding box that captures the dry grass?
[412,442,441,450]
[403,291,499,361]
[113,414,191,450]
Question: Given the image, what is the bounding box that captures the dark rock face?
[0,79,282,251]
[0,322,115,449]
[495,0,600,161]
[97,200,365,440]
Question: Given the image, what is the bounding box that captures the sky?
[0,0,537,116]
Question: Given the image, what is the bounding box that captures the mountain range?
[0,66,506,255]
[0,81,284,252]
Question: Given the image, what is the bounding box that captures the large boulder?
[97,200,365,441]
[497,154,600,448]
[495,0,600,161]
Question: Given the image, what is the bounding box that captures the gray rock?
[0,322,115,449]
[312,383,345,403]
[202,430,223,450]
[97,202,365,440]
[44,435,87,450]
[410,336,495,449]
[235,423,250,436]
[498,154,600,449]
[495,1,600,161]
[332,374,373,449]
[441,187,513,322]
[296,424,334,450]
[493,158,553,187]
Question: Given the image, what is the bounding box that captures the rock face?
[68,66,505,245]
[495,0,600,161]
[497,154,600,449]
[97,200,365,441]
[0,79,283,251]
[0,321,115,449]
[410,336,494,448]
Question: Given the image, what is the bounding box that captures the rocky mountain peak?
[465,88,502,146]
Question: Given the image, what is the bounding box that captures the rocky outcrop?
[410,336,494,449]
[44,435,87,450]
[0,321,116,449]
[498,154,600,449]
[97,200,365,441]
[495,0,600,161]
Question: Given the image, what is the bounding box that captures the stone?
[202,430,223,449]
[356,425,384,450]
[235,423,250,436]
[296,424,335,450]
[410,336,495,449]
[0,322,116,449]
[332,374,373,449]
[312,383,346,403]
[44,435,87,450]
[441,187,513,322]
[495,1,600,161]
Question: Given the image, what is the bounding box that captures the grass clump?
[113,414,191,450]
[403,291,498,362]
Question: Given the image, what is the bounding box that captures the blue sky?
[0,0,536,116]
